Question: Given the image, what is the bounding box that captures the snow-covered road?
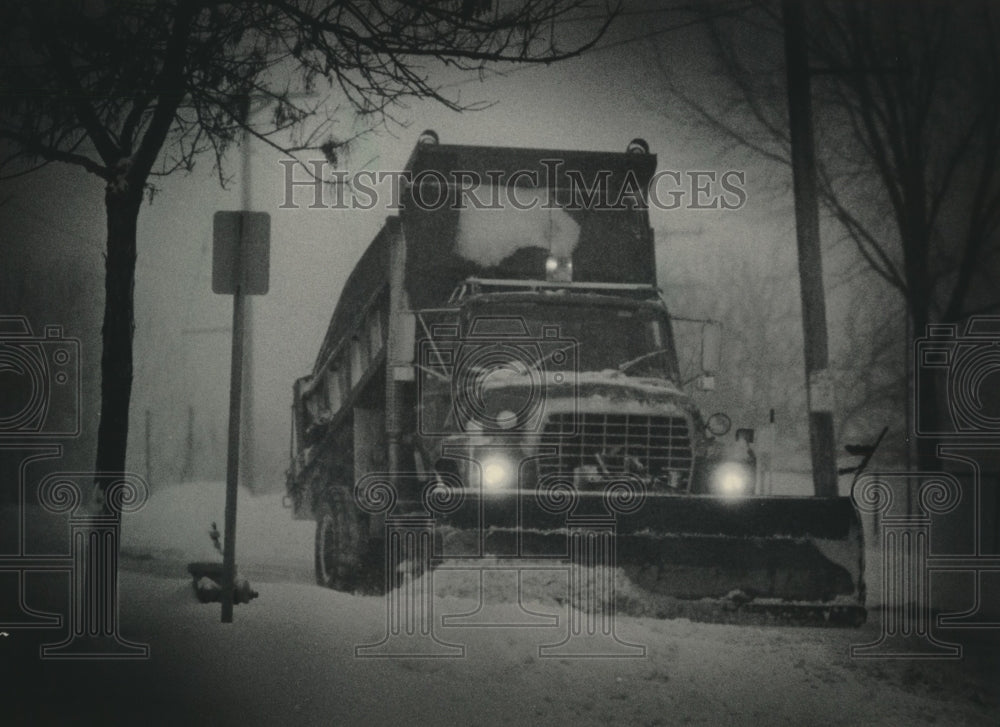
[5,481,998,725]
[8,569,998,726]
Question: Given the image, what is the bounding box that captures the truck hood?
[480,369,694,419]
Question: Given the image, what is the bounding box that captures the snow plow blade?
[436,493,866,627]
[608,495,866,626]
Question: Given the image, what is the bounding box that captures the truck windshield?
[460,302,680,381]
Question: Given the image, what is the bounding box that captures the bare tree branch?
[647,0,1000,330]
[0,0,618,498]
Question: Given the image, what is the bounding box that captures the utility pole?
[234,90,313,492]
[183,405,194,481]
[239,95,256,493]
[782,0,839,497]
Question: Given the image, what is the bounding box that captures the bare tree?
[662,227,906,477]
[0,0,616,495]
[648,0,1000,465]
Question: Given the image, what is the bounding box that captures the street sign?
[211,209,269,622]
[213,211,270,295]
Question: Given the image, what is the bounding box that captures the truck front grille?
[537,413,693,482]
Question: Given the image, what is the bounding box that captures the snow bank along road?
[3,482,998,725]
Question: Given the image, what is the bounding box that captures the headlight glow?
[712,462,752,497]
[494,409,518,429]
[481,456,513,491]
[545,255,573,282]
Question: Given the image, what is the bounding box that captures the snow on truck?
[286,132,866,624]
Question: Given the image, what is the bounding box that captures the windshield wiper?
[617,347,672,375]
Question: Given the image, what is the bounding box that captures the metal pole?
[783,0,839,497]
[221,214,246,623]
[221,285,244,622]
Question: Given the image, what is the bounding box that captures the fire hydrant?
[187,562,259,604]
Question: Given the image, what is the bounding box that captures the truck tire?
[314,489,367,591]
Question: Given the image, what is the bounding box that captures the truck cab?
[409,281,747,500]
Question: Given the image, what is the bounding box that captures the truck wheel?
[314,490,365,591]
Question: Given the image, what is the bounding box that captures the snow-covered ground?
[119,480,316,584]
[5,480,999,725]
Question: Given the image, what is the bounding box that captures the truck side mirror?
[701,321,722,375]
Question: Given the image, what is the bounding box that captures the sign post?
[212,210,269,623]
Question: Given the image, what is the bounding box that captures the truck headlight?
[494,409,518,430]
[481,455,514,491]
[711,462,753,497]
[545,255,573,282]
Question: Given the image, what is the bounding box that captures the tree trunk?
[93,185,142,504]
[900,176,943,472]
[909,302,944,472]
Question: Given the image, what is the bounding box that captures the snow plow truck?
[285,132,866,625]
